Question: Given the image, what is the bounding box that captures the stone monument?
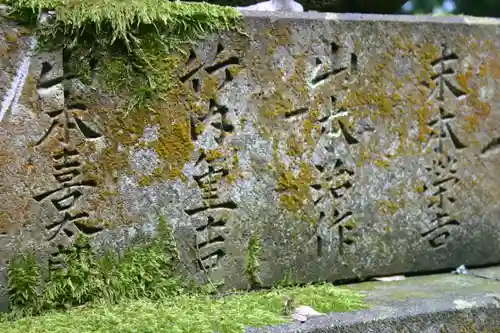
[1,11,500,296]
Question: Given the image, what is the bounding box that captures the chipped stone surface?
[2,13,500,294]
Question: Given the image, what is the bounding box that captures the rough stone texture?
[2,12,500,295]
[246,267,500,332]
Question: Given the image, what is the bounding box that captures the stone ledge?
[239,10,500,25]
[247,267,500,333]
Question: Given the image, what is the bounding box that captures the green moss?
[6,216,182,318]
[244,233,262,289]
[4,0,242,114]
[274,268,295,288]
[0,283,367,333]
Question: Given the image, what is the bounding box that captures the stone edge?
[245,294,500,333]
[240,10,500,25]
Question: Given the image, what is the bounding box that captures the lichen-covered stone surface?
[2,12,500,292]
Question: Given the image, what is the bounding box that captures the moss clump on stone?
[244,233,262,289]
[3,0,242,111]
[6,216,183,318]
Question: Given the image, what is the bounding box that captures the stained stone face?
[2,12,500,295]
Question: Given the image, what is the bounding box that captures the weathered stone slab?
[247,267,500,333]
[2,12,500,293]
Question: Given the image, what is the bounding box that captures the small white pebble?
[291,305,325,322]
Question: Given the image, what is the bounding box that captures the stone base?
[247,266,500,333]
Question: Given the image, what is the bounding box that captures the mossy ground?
[3,216,366,333]
[0,284,367,333]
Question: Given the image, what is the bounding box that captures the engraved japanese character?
[194,215,227,270]
[191,99,235,144]
[180,44,241,93]
[422,49,466,102]
[45,211,102,241]
[35,103,102,146]
[421,154,461,248]
[184,152,237,216]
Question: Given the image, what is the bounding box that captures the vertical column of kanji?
[267,37,366,280]
[180,42,242,286]
[32,47,104,272]
[419,45,468,248]
[306,41,364,262]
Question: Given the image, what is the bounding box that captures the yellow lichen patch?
[302,113,321,146]
[84,218,113,229]
[22,161,37,176]
[415,103,434,143]
[205,149,225,161]
[148,118,194,180]
[265,23,292,56]
[455,63,492,135]
[463,114,481,134]
[377,199,400,216]
[3,28,18,43]
[457,70,474,93]
[225,150,242,185]
[276,162,314,213]
[0,145,14,169]
[77,51,203,186]
[1,26,21,56]
[343,219,357,230]
[195,122,205,136]
[373,157,391,168]
[0,196,32,235]
[0,211,10,234]
[248,47,326,213]
[19,74,41,112]
[357,148,374,167]
[360,39,450,151]
[225,168,240,185]
[286,133,305,158]
[256,91,294,123]
[415,181,426,193]
[138,175,151,187]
